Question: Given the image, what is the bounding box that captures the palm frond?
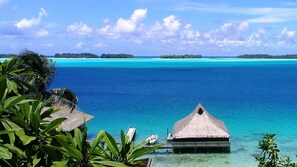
[47,88,78,111]
[19,50,55,93]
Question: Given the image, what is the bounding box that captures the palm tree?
[19,50,55,94]
[18,50,78,110]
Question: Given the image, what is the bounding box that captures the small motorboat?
[146,135,158,144]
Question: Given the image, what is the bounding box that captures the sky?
[1,0,297,56]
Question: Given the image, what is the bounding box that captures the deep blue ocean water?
[22,58,297,166]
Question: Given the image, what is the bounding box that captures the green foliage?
[0,57,35,95]
[160,54,202,59]
[56,127,162,167]
[0,57,70,166]
[0,86,66,165]
[256,133,297,167]
[55,53,99,58]
[99,130,163,166]
[237,54,297,59]
[0,51,161,166]
[101,54,134,58]
[55,127,104,166]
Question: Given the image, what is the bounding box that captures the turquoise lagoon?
[4,58,297,166]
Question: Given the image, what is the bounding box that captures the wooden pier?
[144,144,173,153]
[126,125,136,143]
[144,144,172,149]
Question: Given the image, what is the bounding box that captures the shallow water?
[49,58,297,166]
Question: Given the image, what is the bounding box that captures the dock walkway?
[144,144,173,153]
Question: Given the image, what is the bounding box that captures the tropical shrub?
[99,130,162,166]
[256,133,297,167]
[0,76,66,166]
[56,127,162,167]
[0,53,162,166]
[0,57,35,95]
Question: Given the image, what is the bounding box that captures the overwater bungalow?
[42,105,94,132]
[169,103,230,153]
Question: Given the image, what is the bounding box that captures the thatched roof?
[42,105,94,132]
[172,103,229,139]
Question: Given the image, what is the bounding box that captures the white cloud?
[134,40,142,45]
[115,18,136,33]
[115,8,147,33]
[139,14,182,38]
[210,38,245,47]
[97,9,253,48]
[98,8,147,38]
[41,43,53,47]
[35,28,49,37]
[179,2,297,23]
[93,8,297,51]
[237,21,249,32]
[163,15,180,36]
[204,22,249,41]
[258,27,266,34]
[204,25,297,49]
[131,8,147,22]
[97,9,186,41]
[201,22,273,48]
[97,25,120,39]
[15,8,47,29]
[142,22,162,39]
[287,2,297,6]
[220,23,232,32]
[161,39,172,44]
[246,29,264,47]
[67,22,93,36]
[94,42,108,48]
[180,24,200,40]
[102,18,109,24]
[277,27,295,39]
[76,42,84,48]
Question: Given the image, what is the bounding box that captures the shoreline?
[3,57,297,61]
[3,57,297,60]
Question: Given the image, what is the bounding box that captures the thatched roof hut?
[172,103,229,139]
[42,105,94,132]
[170,103,230,153]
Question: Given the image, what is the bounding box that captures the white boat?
[146,135,158,144]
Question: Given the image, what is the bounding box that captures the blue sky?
[1,0,297,56]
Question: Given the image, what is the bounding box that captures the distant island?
[1,53,135,58]
[55,53,99,58]
[0,54,18,58]
[160,55,202,59]
[237,54,297,59]
[101,54,134,58]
